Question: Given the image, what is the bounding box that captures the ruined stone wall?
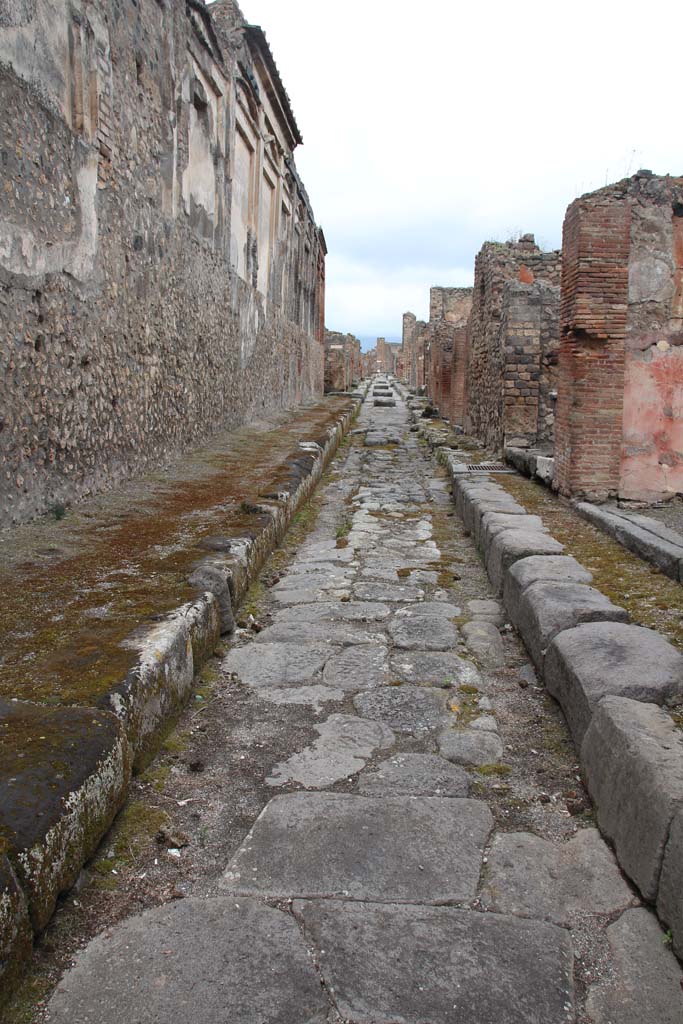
[499,280,560,447]
[402,312,417,386]
[414,321,428,388]
[465,236,561,451]
[324,330,361,391]
[0,0,325,526]
[425,287,472,422]
[555,172,683,502]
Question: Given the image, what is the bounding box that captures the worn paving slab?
[46,898,328,1024]
[266,714,395,788]
[224,641,339,688]
[221,792,493,903]
[389,649,483,688]
[357,752,470,796]
[438,727,504,766]
[322,643,390,691]
[480,829,634,926]
[293,900,575,1024]
[353,685,453,734]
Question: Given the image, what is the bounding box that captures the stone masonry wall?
[465,236,561,451]
[426,287,472,423]
[554,172,683,502]
[401,313,417,387]
[0,0,325,526]
[324,330,361,392]
[500,280,560,447]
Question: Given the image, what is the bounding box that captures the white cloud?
[238,0,681,338]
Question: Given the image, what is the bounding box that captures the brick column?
[553,195,631,500]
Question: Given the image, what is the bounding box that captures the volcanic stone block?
[486,530,565,595]
[266,714,395,788]
[46,898,328,1024]
[357,753,470,796]
[221,793,492,904]
[0,699,131,932]
[480,829,633,926]
[581,697,683,901]
[477,511,547,553]
[658,807,683,959]
[438,727,504,765]
[503,554,593,618]
[292,900,575,1024]
[585,908,683,1024]
[461,620,506,669]
[0,855,32,995]
[545,621,683,746]
[514,580,629,671]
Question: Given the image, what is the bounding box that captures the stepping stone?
[221,793,492,904]
[390,650,482,689]
[46,898,328,1024]
[224,641,337,688]
[357,753,469,796]
[354,686,451,734]
[438,727,504,766]
[267,715,395,788]
[480,829,634,926]
[322,644,390,691]
[585,908,683,1024]
[293,900,575,1024]
[275,601,390,623]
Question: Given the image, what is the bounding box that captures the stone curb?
[0,398,360,998]
[436,440,683,959]
[575,501,683,583]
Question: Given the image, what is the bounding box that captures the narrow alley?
[39,383,680,1024]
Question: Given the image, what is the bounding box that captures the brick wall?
[555,172,683,501]
[324,331,361,391]
[465,236,561,451]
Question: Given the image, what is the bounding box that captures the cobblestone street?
[41,385,682,1024]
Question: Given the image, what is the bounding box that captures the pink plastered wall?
[620,343,683,501]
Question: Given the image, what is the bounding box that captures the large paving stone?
[514,580,629,672]
[322,643,390,692]
[486,529,564,595]
[389,650,483,689]
[254,620,383,646]
[224,641,338,688]
[659,806,683,959]
[267,715,395,788]
[503,554,593,618]
[581,696,683,902]
[388,603,461,651]
[438,727,503,766]
[461,620,506,669]
[275,600,391,623]
[293,900,575,1024]
[357,753,470,796]
[585,908,683,1024]
[480,829,633,927]
[545,621,683,746]
[354,686,452,734]
[0,699,131,932]
[352,582,425,602]
[221,793,492,904]
[45,897,328,1024]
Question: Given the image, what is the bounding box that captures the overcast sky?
[238,0,680,348]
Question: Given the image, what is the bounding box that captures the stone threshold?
[0,395,361,1000]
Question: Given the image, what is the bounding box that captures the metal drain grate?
[465,463,512,473]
